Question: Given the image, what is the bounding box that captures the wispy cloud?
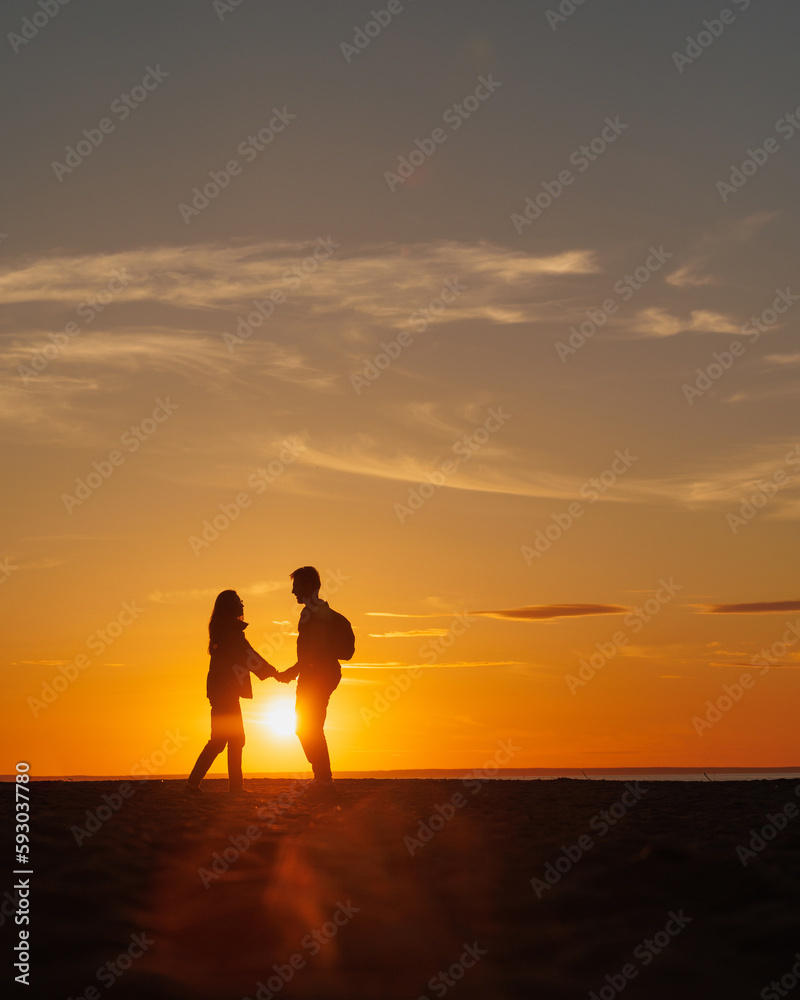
[664,212,777,288]
[629,307,740,339]
[1,328,336,388]
[702,600,800,615]
[293,435,800,512]
[364,611,438,618]
[472,604,630,620]
[624,443,800,518]
[0,328,335,440]
[296,438,618,501]
[148,580,286,603]
[345,660,523,670]
[764,353,800,368]
[0,240,598,325]
[368,628,450,638]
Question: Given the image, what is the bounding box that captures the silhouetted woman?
[187,590,276,795]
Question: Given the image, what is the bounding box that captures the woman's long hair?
[208,590,242,654]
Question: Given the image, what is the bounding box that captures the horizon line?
[5,765,800,782]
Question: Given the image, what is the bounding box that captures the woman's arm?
[240,636,277,680]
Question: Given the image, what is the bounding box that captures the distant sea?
[5,767,800,782]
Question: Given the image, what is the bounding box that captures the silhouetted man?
[276,566,354,798]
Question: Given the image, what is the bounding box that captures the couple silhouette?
[186,566,355,800]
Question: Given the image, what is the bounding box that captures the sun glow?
[264,704,297,738]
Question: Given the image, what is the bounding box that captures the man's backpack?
[331,610,355,660]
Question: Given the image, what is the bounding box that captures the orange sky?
[3,0,800,776]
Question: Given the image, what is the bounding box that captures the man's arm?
[275,662,300,683]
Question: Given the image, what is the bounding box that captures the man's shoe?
[185,781,204,795]
[306,778,336,801]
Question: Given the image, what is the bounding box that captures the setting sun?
[264,703,297,738]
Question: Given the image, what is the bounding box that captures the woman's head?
[211,590,244,619]
[208,590,244,652]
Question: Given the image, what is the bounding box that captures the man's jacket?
[288,600,355,682]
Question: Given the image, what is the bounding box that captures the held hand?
[254,662,278,681]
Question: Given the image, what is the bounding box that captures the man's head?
[290,566,321,604]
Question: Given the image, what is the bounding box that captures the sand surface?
[6,777,800,999]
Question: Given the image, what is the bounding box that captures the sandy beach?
[5,776,800,999]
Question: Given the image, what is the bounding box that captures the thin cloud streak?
[149,581,286,603]
[664,212,777,288]
[0,241,599,328]
[702,600,800,615]
[345,660,523,670]
[368,629,450,638]
[472,604,630,620]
